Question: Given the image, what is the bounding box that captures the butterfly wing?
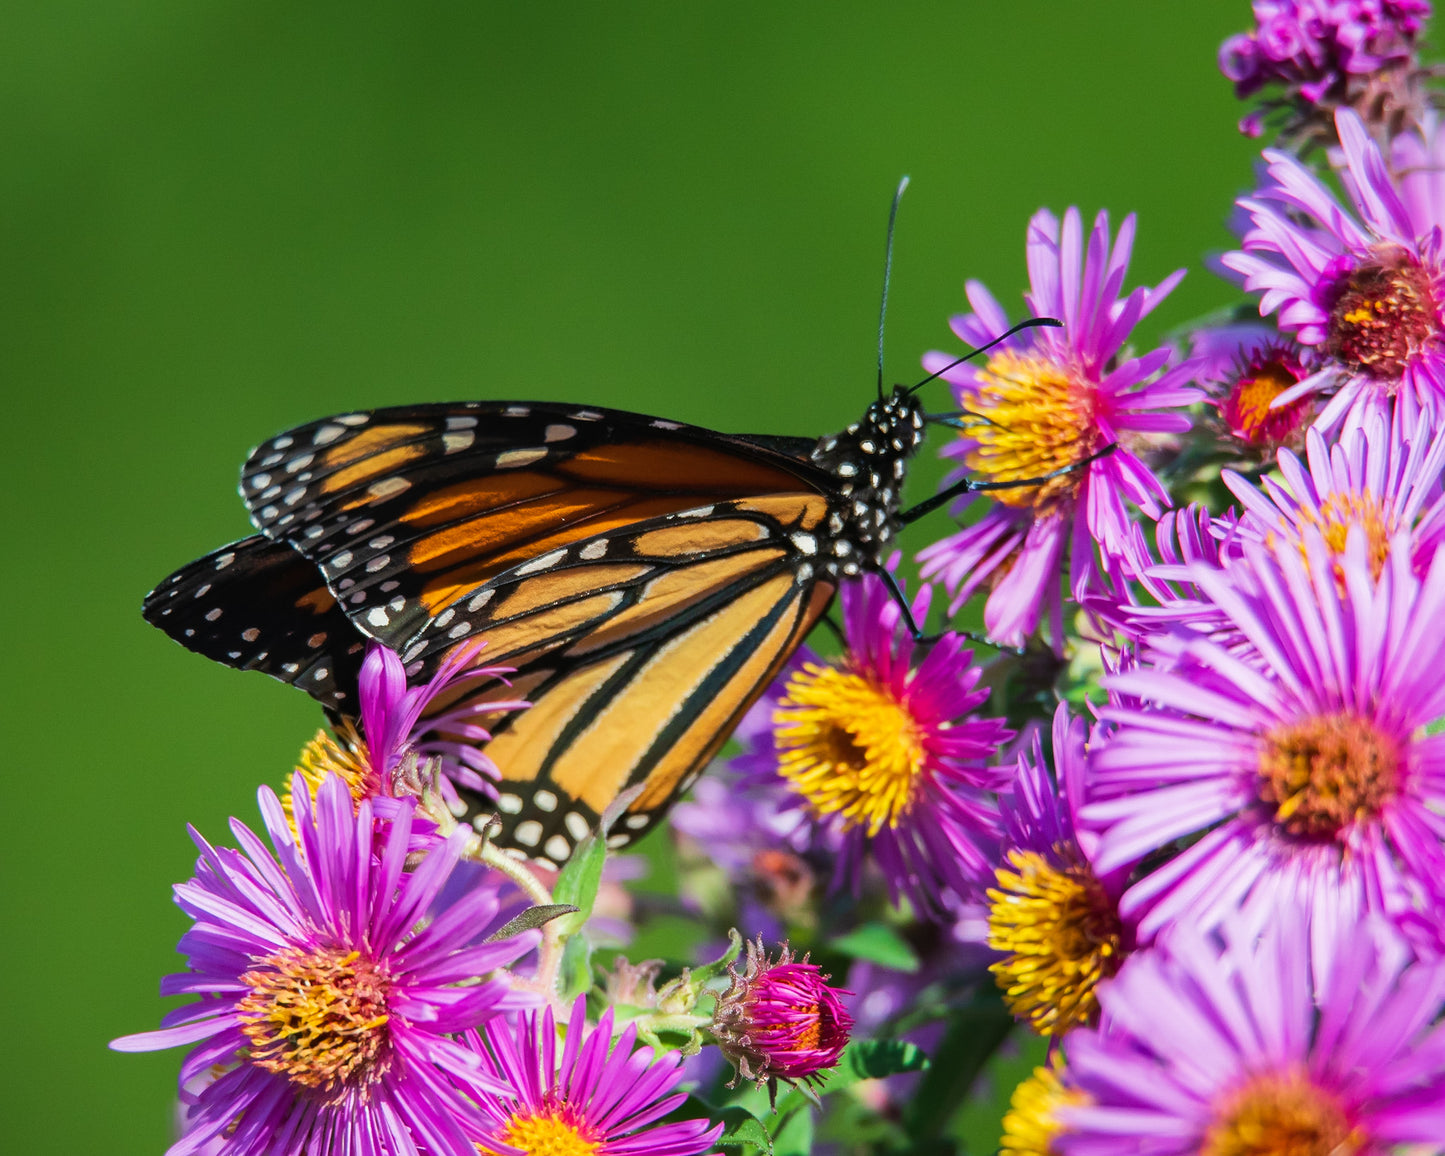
[398,491,836,861]
[141,535,366,708]
[238,401,833,652]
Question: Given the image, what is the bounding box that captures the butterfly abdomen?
[809,386,926,578]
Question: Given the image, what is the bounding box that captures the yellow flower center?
[1257,711,1401,840]
[488,1109,601,1156]
[774,664,927,837]
[960,350,1103,511]
[1220,359,1309,448]
[283,721,376,834]
[1294,491,1394,581]
[1203,1070,1363,1156]
[1326,246,1441,382]
[987,849,1122,1036]
[1000,1065,1087,1156]
[237,945,391,1095]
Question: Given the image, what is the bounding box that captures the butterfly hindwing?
[399,492,837,861]
[141,535,365,708]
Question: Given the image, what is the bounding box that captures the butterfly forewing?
[142,535,365,708]
[239,403,832,650]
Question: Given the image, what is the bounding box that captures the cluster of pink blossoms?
[116,4,1445,1154]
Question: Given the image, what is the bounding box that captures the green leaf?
[720,1110,774,1154]
[772,1102,814,1156]
[550,782,644,937]
[836,1038,929,1083]
[691,927,744,985]
[484,903,578,942]
[828,924,920,973]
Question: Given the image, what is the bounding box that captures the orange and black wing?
[237,401,829,657]
[142,534,366,709]
[393,491,837,862]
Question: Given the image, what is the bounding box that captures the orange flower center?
[1220,357,1309,447]
[1326,247,1441,381]
[1257,711,1401,839]
[237,945,391,1095]
[1202,1070,1363,1156]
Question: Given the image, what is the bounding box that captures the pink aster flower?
[110,774,538,1156]
[292,639,527,824]
[1223,107,1445,434]
[1084,531,1445,951]
[465,996,722,1156]
[916,207,1198,649]
[713,938,853,1089]
[1059,914,1445,1155]
[983,704,1135,1038]
[1223,408,1445,577]
[734,571,1011,917]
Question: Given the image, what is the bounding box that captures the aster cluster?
[119,5,1445,1153]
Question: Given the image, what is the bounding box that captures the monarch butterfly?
[143,319,1092,868]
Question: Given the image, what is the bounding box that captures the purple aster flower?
[465,996,722,1156]
[1058,914,1445,1154]
[916,207,1197,649]
[734,571,1011,917]
[983,704,1133,1037]
[291,639,526,823]
[110,774,538,1156]
[1223,108,1445,434]
[713,938,853,1090]
[1223,408,1445,578]
[1084,531,1445,950]
[1220,0,1431,144]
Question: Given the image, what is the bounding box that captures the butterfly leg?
[897,442,1118,525]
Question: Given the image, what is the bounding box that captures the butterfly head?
[808,387,927,578]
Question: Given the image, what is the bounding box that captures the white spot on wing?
[443,431,474,453]
[544,835,571,861]
[624,814,651,830]
[446,416,478,430]
[564,812,590,841]
[495,448,548,469]
[497,793,523,815]
[533,790,557,812]
[367,607,389,628]
[468,589,494,611]
[578,539,608,560]
[338,413,369,426]
[651,419,684,430]
[516,548,566,576]
[313,424,347,446]
[367,477,411,501]
[514,820,543,847]
[543,423,576,442]
[448,622,473,638]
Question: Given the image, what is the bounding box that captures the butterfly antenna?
[907,316,1062,396]
[877,175,910,401]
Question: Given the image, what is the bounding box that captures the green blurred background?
[2,3,1259,1152]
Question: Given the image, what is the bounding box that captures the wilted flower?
[713,938,852,1090]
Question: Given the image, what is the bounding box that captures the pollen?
[1325,246,1441,381]
[237,944,391,1095]
[1202,1069,1363,1156]
[1219,353,1310,448]
[1257,711,1402,839]
[284,720,377,831]
[489,1108,601,1156]
[960,350,1103,511]
[987,849,1123,1036]
[774,663,927,836]
[1294,491,1394,581]
[999,1065,1086,1156]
